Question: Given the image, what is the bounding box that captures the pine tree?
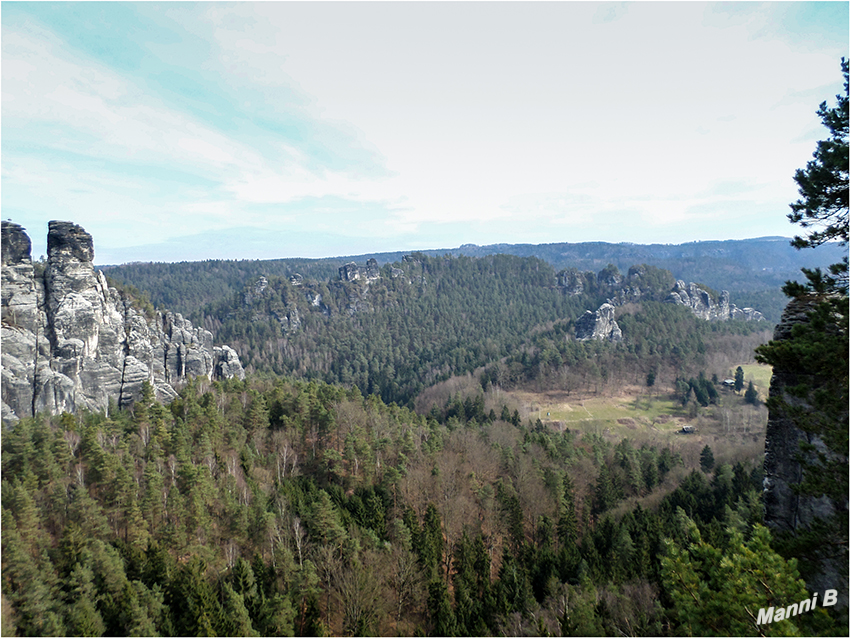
[755,58,849,612]
[787,57,849,290]
[661,521,817,636]
[744,380,759,405]
[1,511,67,636]
[699,445,715,473]
[734,366,745,393]
[65,562,106,637]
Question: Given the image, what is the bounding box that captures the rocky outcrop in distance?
[558,264,765,323]
[1,221,244,423]
[339,258,380,283]
[665,280,765,322]
[574,303,623,342]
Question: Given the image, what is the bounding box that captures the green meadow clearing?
[511,363,773,437]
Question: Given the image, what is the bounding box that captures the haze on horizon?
[2,2,848,265]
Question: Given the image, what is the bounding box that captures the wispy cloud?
[2,3,398,258]
[2,2,847,261]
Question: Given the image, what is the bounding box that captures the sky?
[2,2,848,264]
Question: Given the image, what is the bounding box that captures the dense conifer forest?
[103,237,846,324]
[3,375,842,636]
[108,253,770,409]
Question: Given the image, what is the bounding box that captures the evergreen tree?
[219,581,259,637]
[494,550,534,618]
[427,580,457,637]
[557,473,579,548]
[419,504,445,581]
[788,57,849,290]
[171,558,221,636]
[65,563,106,637]
[734,366,745,392]
[744,380,759,405]
[661,520,818,636]
[699,445,715,473]
[1,512,67,636]
[593,463,618,517]
[755,57,849,612]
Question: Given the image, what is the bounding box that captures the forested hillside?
[166,254,767,408]
[480,301,769,396]
[103,237,845,323]
[206,254,589,406]
[3,375,841,636]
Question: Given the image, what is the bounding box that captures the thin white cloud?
[2,11,395,248]
[2,2,847,260]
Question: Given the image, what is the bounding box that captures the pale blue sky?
[2,2,848,264]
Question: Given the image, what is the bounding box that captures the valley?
[1,221,844,637]
[3,7,846,635]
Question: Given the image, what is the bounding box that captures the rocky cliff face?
[574,303,623,342]
[338,258,380,283]
[665,280,765,322]
[762,295,848,607]
[558,265,764,323]
[1,221,244,423]
[241,275,304,331]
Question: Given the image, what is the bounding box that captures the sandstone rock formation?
[1,221,244,422]
[338,258,380,283]
[558,269,593,295]
[762,295,848,607]
[558,265,763,323]
[337,259,381,314]
[665,280,764,322]
[574,303,623,342]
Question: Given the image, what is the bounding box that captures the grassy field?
[736,363,773,400]
[509,362,774,439]
[513,390,690,437]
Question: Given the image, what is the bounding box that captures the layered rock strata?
[1,221,244,422]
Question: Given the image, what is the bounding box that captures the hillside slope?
[104,236,843,323]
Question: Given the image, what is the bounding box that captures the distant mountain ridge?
[330,236,843,291]
[104,236,843,324]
